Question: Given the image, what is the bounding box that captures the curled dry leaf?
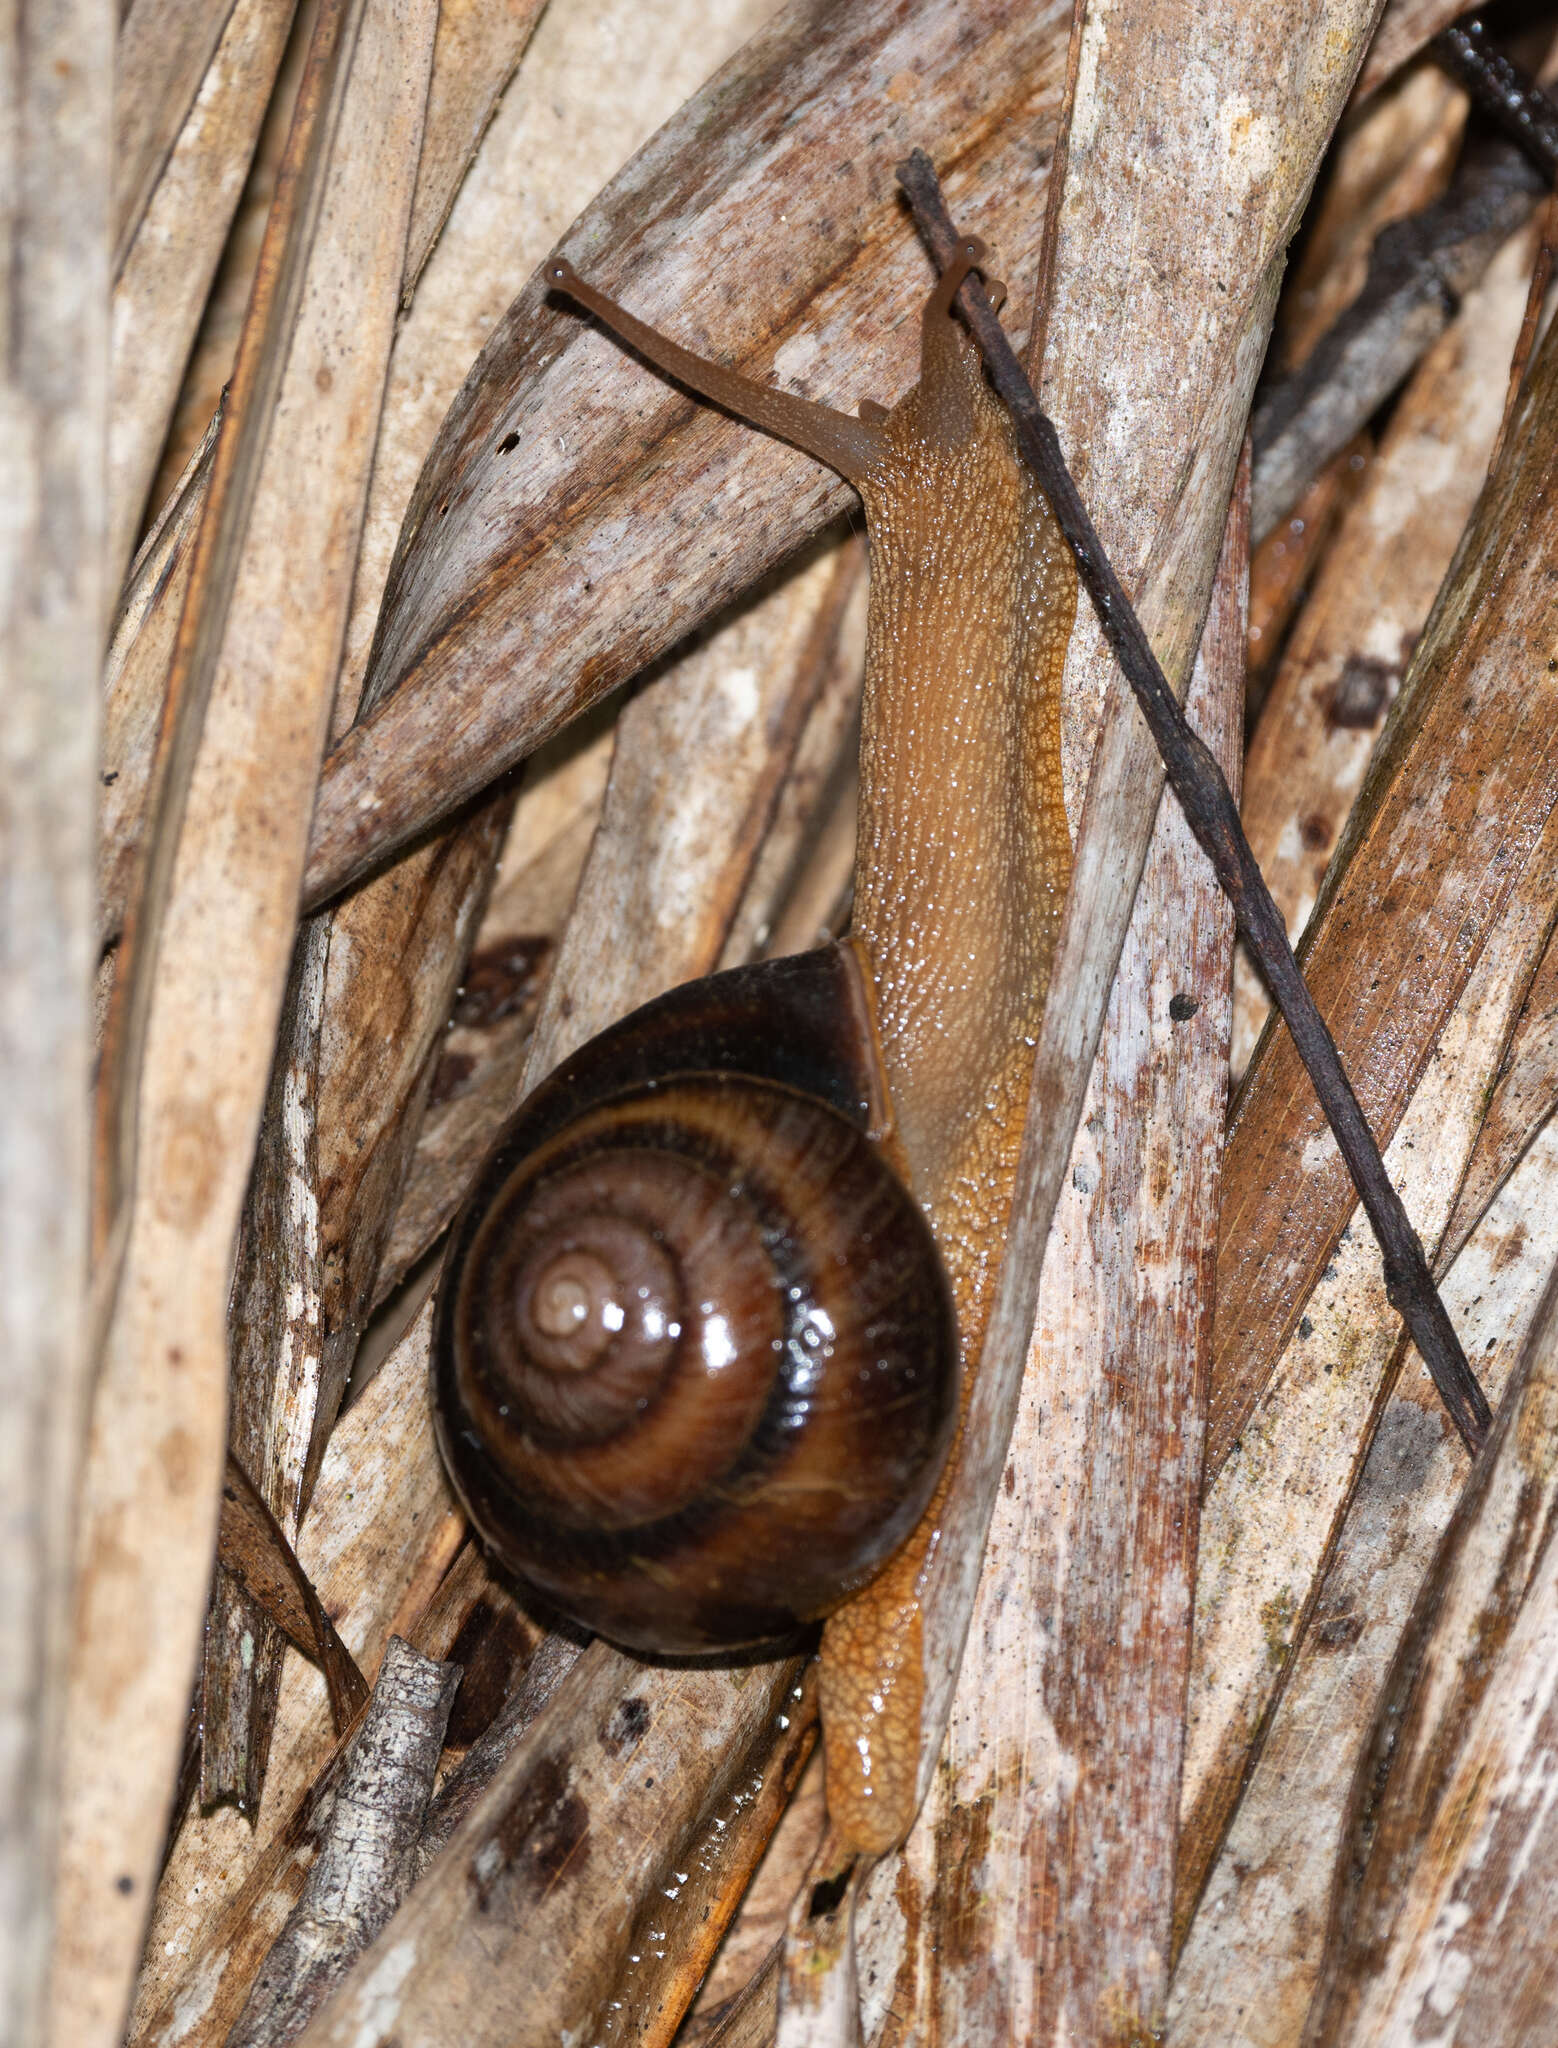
[302,0,1077,908]
[225,1639,461,2048]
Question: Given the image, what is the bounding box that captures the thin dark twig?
[896,149,1492,1456]
[1248,138,1540,538]
[1435,17,1558,182]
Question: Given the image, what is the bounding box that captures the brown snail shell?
[432,947,958,1654]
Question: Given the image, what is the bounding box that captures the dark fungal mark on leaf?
[1327,655,1395,730]
[602,1696,651,1757]
[472,1753,590,1913]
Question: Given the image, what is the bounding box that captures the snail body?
[434,947,956,1654]
[436,236,1074,1853]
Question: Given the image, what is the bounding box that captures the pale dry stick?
[1302,1256,1558,2045]
[114,0,240,270]
[109,0,298,582]
[287,1646,810,2048]
[401,0,549,297]
[53,4,438,2042]
[1230,212,1539,1074]
[1168,1094,1558,2044]
[0,2,110,2045]
[226,1641,461,2048]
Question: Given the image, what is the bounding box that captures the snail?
[434,231,1075,1854]
[432,946,958,1655]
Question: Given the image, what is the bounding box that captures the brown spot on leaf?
[454,935,552,1028]
[1313,1609,1363,1652]
[1327,656,1394,730]
[938,1790,994,1969]
[152,1099,218,1228]
[444,1598,537,1750]
[602,1696,651,1757]
[427,1050,476,1108]
[1299,811,1331,853]
[1490,1221,1529,1274]
[473,1753,590,1914]
[158,1427,200,1498]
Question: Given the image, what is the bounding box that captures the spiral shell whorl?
[435,1065,956,1654]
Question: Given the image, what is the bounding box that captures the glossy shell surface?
[432,954,958,1653]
